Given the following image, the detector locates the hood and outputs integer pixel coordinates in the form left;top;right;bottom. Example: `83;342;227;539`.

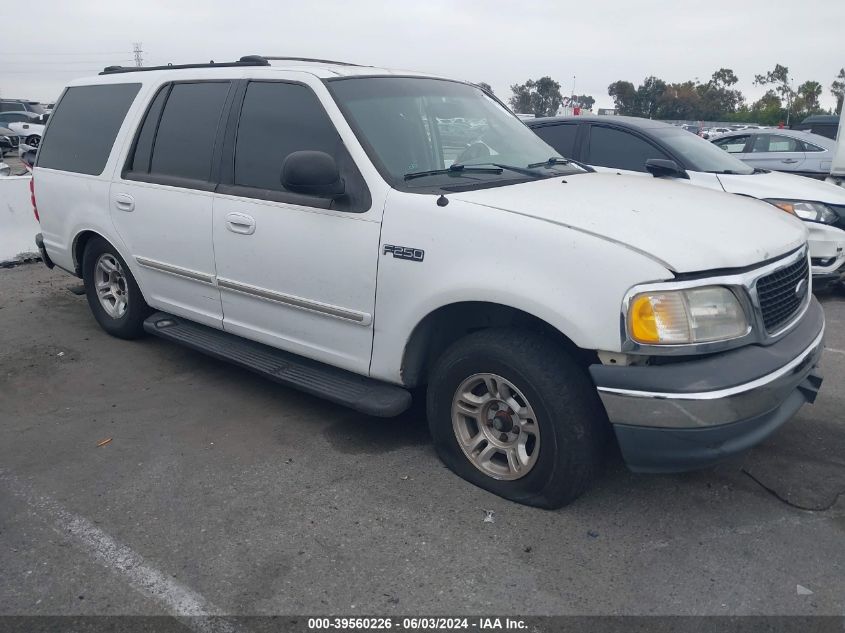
451;172;806;273
717;169;845;205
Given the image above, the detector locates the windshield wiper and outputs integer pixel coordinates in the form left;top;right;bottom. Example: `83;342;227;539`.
527;156;594;172
527;157;570;168
403;164;503;181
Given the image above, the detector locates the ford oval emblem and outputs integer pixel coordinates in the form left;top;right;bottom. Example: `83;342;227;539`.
795;279;807;298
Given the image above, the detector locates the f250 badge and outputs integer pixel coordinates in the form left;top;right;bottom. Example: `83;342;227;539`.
383;244;425;262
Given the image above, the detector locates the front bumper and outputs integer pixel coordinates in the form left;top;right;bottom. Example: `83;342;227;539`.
807;222;845;281
590;299;825;473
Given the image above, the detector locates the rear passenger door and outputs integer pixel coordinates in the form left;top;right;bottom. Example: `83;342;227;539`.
211;80;380;375
111;81;235;328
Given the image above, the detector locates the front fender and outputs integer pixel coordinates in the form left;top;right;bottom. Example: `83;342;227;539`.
369;192;672;383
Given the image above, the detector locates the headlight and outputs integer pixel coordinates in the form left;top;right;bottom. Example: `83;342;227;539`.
628;286;749;345
765;199;838;224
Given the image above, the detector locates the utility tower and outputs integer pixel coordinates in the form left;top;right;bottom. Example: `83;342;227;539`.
133;43;144;67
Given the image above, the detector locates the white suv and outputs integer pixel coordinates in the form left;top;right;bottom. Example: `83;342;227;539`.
32;56;824;508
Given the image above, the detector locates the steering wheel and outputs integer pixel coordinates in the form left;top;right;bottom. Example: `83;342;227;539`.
454;142;491;165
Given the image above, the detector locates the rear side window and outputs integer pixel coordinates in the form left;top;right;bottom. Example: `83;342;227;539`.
148;82;231;181
713;135;749;153
532;124;578;159
587;126;668;172
233;82;341;191
37;83;140;175
751;134;802;153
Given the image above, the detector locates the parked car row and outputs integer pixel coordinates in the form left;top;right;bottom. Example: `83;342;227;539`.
527;115;845;289
29;57;826;508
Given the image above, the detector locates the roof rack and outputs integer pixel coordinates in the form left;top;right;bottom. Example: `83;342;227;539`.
258;56;369;68
100;56;270;75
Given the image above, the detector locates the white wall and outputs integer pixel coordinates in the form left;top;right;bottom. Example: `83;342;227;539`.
0;175;39;263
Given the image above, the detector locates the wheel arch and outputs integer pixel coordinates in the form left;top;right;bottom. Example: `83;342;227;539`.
72;229;150;303
400;301;597;388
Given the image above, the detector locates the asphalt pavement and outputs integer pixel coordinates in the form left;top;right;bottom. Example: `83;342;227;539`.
1;263;844;618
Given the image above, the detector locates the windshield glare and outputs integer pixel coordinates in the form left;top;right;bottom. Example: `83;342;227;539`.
328;77;578;187
653;128;754;175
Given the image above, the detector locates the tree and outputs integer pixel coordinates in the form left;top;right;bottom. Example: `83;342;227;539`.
607;80;638;116
509;83;533;114
754;64;794;122
710;68;739;88
563;94;595;111
636;76;667;118
832;68;845;114
476;82;494;95
750;90;783;126
793;80;824;119
698;68;744;119
658;81;701;120
508;77;563;117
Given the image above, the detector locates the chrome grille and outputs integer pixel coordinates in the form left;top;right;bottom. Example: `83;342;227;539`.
755;255;809;333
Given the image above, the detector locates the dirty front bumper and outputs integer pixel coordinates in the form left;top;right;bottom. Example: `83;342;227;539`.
590;298;825;473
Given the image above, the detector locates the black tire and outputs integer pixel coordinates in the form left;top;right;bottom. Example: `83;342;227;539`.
82;237;150;339
427;328;606;509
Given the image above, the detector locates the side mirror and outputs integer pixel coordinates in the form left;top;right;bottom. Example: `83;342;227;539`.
281;151;345;197
645;158;689;179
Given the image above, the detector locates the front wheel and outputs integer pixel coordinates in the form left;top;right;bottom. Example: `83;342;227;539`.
82;237;150;339
427;329;606;509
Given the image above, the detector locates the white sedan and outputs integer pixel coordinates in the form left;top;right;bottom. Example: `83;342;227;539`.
0;111;46;149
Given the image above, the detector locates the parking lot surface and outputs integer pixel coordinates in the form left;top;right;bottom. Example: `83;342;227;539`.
1;264;844;617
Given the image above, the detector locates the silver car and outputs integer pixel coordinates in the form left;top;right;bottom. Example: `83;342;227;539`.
711;128;834;180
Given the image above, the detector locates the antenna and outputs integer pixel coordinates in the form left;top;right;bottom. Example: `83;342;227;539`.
133;43;144;67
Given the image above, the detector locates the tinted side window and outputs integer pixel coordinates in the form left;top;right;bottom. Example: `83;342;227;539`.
533;124;578;158
234;82;341;191
150;82;230;181
127;86;168;173
36;83;140;175
588;126;668;172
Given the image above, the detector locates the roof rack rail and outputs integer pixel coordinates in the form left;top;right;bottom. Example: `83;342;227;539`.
100;57;270;75
257;56;369;68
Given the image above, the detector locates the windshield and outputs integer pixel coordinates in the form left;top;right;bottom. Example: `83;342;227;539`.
327;77;582;189
652;127;754;175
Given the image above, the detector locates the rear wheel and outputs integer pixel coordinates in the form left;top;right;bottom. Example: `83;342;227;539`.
82;237;150;339
427;328;605;508
25;135;40;148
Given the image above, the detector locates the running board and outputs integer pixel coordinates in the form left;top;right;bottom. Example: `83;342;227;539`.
143;312;412;417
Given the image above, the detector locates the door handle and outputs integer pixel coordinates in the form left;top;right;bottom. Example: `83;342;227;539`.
781;159;799;164
114;193;135;212
225;212;256;235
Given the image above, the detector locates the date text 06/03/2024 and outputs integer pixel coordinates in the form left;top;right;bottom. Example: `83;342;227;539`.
306;617;528;630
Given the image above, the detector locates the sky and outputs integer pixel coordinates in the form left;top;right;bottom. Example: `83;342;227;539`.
1;0;843;113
